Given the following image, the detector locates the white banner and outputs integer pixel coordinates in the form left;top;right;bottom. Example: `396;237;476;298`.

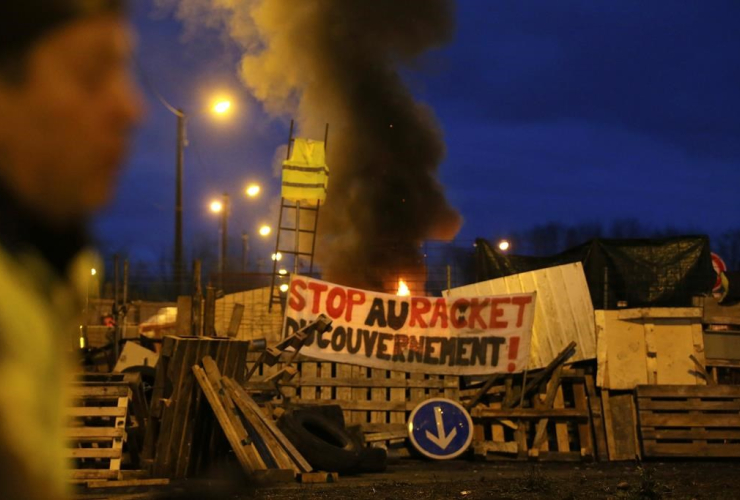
283;276;536;376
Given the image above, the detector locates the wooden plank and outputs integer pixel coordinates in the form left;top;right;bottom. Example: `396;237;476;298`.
532;366;564;450
571;378;593;458
176;296;193;336
636;385;740;398
553;385;570;452
637;399;740;411
584;375;608;461
221;379;300;473
643;442;740;457
201;356;272;469
86;479;170;489
67;428;126;439
607;393;639;461
639;413;740;427
153;337;193;476
389;370;406;437
226;303;245;338
70;470;120;480
335;363;353;420
173;336;212;478
66;448;122;459
109;396;128;471
640;429;740;440
70;386;131;399
472;408;589;419
618;308;702;320
300;362;317;401
192;365;265;474
289;377;449;389
370;368;386;427
350;365;367;425
601;389;616;461
224;378;312;473
67;407;127;418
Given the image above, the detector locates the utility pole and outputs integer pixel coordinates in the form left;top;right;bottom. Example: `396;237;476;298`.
241;232;249;272
174;109;186;296
219;192;229;291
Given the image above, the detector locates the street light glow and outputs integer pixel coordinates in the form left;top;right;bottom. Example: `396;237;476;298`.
272;252;283;261
498;239;511;252
279;284;289;293
259;225;271;237
210;200;224;214
245;183;261;198
212;99;232;115
91;268;97;276
278;269;288;276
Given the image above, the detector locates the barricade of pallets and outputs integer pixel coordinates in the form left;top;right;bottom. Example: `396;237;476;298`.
250;354;459;446
144;335;251;478
465;368;601;461
636;384;740;458
67;372;150;483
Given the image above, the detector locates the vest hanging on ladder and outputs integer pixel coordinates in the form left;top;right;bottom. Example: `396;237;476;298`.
281;138;329;202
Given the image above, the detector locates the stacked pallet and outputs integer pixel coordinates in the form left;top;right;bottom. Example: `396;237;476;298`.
468;368;603;461
192;356;332;483
143;335;250;478
636;384;740;458
67;372;161;487
249;353;459;447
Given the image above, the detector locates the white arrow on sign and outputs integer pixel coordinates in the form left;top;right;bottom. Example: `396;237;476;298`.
425;406;458;450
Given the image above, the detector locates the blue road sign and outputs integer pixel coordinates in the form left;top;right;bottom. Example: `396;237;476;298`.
408;398;473;460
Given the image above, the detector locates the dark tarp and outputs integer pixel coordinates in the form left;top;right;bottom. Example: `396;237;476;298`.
475;236;715;309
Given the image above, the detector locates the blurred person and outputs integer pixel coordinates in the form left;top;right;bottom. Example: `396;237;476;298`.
0;1;142;498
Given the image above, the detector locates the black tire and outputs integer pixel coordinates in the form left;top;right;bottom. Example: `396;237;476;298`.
277;409;363;473
356;446;387;473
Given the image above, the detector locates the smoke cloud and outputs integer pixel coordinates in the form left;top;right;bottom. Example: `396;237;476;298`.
158;0;462;292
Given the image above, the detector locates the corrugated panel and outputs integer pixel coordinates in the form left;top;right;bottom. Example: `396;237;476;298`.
447;262;596;369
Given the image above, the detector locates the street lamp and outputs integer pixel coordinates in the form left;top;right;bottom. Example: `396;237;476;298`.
259;225;272;237
245;183;261;198
498;239;511;252
166;95;235;295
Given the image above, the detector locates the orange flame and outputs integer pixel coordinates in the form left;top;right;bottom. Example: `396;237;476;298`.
396;278;411;297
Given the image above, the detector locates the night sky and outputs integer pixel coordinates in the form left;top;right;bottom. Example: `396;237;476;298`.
95;1;740;265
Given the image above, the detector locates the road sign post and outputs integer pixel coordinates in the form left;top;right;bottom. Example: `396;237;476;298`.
408;398;473;460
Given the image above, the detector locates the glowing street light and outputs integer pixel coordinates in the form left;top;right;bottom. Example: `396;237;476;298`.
498;239;511;252
278;269;288;276
279;284;290;293
272;252;283;261
212;99;232;115
210;200;224;214
91;268;97;276
245;183;261;198
259;225;272;237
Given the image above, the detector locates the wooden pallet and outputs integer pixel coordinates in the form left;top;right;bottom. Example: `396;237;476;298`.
144;336;251;478
67;384;131;476
636;384;740;458
468;369;599;461
249;353;459;446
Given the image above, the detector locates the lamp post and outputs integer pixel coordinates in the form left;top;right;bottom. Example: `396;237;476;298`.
174;109;186;295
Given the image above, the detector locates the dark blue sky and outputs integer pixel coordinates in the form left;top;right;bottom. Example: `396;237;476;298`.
95;1;740;264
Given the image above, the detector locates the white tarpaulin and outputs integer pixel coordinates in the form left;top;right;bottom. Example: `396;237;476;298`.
283;275;536;376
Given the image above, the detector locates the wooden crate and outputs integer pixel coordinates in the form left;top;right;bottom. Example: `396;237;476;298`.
636;385;740;458
250;354;459;445
144;336;251;478
468;369;599;461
